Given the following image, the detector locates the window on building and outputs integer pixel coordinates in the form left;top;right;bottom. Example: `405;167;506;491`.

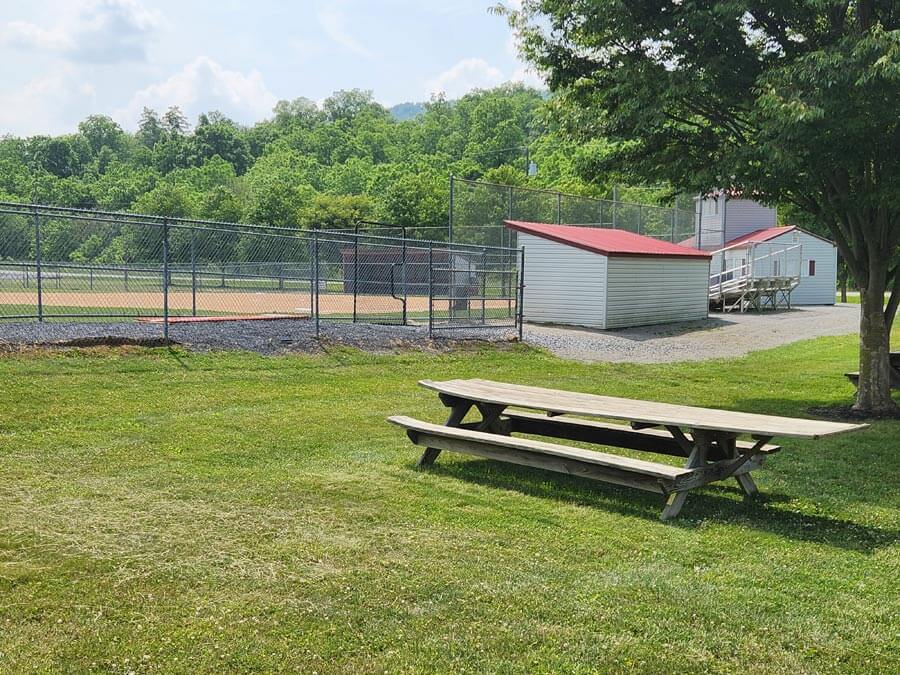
808;260;816;277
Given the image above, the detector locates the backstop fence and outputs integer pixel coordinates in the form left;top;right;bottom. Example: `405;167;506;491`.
449;177;698;249
0;203;522;340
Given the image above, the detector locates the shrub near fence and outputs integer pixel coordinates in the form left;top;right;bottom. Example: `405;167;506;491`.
0;203;523;340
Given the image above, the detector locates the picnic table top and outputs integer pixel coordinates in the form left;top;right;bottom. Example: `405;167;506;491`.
420;379;867;439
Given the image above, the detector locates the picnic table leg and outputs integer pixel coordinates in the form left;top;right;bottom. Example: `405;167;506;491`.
417;398;472;468
660;430;711;520
723;435;767;498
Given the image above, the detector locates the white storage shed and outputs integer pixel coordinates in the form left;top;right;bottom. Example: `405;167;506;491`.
506;220;712;329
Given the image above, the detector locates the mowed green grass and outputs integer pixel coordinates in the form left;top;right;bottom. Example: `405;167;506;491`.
836;291;890;305
0;334;898;673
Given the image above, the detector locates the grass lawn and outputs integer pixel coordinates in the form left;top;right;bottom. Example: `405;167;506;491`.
836;291;891;305
0;334;898;672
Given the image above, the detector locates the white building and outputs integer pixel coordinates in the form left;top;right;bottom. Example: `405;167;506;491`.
692;193;778;250
691;194;837;306
505;220;711;329
712;226;837;306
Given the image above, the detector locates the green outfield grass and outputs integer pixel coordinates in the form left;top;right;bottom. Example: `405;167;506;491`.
0;332;897;672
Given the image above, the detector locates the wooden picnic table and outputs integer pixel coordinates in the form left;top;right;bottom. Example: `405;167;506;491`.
389;378;866;520
846;352;900;390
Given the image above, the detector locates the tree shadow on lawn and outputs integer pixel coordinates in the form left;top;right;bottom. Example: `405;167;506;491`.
426;459;897;554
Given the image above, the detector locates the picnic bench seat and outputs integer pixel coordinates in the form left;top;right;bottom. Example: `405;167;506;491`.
497;410;781;462
389;379;866;520
845;353;900;390
389;416;748;496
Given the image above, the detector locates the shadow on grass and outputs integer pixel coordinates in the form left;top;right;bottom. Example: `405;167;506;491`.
426;459;897;554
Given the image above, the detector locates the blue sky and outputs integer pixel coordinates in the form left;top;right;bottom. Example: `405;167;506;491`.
0;0;538;136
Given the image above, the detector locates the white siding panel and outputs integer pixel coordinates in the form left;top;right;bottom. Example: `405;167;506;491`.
519;233;608;328
605;257;710;328
696;196;725;250
774;231;837;305
723;199;778;242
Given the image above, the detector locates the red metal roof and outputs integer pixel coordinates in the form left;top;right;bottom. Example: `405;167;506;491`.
504;220;711;259
724;225;796;248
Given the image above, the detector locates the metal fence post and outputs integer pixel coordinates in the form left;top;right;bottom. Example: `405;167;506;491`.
33;206;43;322
506;186;513;293
309;234;315;325
190;228;197;316
401;226;408;326
670;209;677;243
481;251;486;324
427;244;433;338
314;231;320;337
612;186;619;229
556;192;562;224
448;175;454;243
352;234;358;323
517;246;525;342
162;220;169;342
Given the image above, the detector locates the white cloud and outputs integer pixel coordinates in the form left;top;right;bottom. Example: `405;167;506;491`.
0;65;97;136
0;0;160;63
0;20;71;52
510;63;545;89
426;57;505;98
115;56;278;129
317;6;375;58
504;24;544;88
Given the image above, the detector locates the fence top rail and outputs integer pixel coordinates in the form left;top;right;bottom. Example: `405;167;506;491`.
452;176;694;219
0;201;518;254
0;201;304;234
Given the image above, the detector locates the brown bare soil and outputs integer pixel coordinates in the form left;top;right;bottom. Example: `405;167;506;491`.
1;290;511;317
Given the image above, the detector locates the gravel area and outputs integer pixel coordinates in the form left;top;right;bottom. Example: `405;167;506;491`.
524;304;861;363
0;305;859;363
0;318;518;355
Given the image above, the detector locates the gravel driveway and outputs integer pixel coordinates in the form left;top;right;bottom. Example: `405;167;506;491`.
0;305;859;363
524;304;860;363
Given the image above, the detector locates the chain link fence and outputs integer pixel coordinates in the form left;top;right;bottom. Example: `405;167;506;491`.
0;203;522;340
449;177;698;249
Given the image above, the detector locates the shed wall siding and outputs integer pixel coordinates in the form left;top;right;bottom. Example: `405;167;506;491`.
518;232;608;328
723;200;778;242
774;231;837;305
605;257;710;328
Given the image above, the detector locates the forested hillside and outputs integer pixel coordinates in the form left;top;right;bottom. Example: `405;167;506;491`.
0;85;659;236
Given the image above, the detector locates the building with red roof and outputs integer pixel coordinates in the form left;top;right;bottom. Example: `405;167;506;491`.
504;220;711;329
692;193;837;306
712;225;837;306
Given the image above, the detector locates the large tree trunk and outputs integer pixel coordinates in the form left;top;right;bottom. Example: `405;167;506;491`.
854;260;896;414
